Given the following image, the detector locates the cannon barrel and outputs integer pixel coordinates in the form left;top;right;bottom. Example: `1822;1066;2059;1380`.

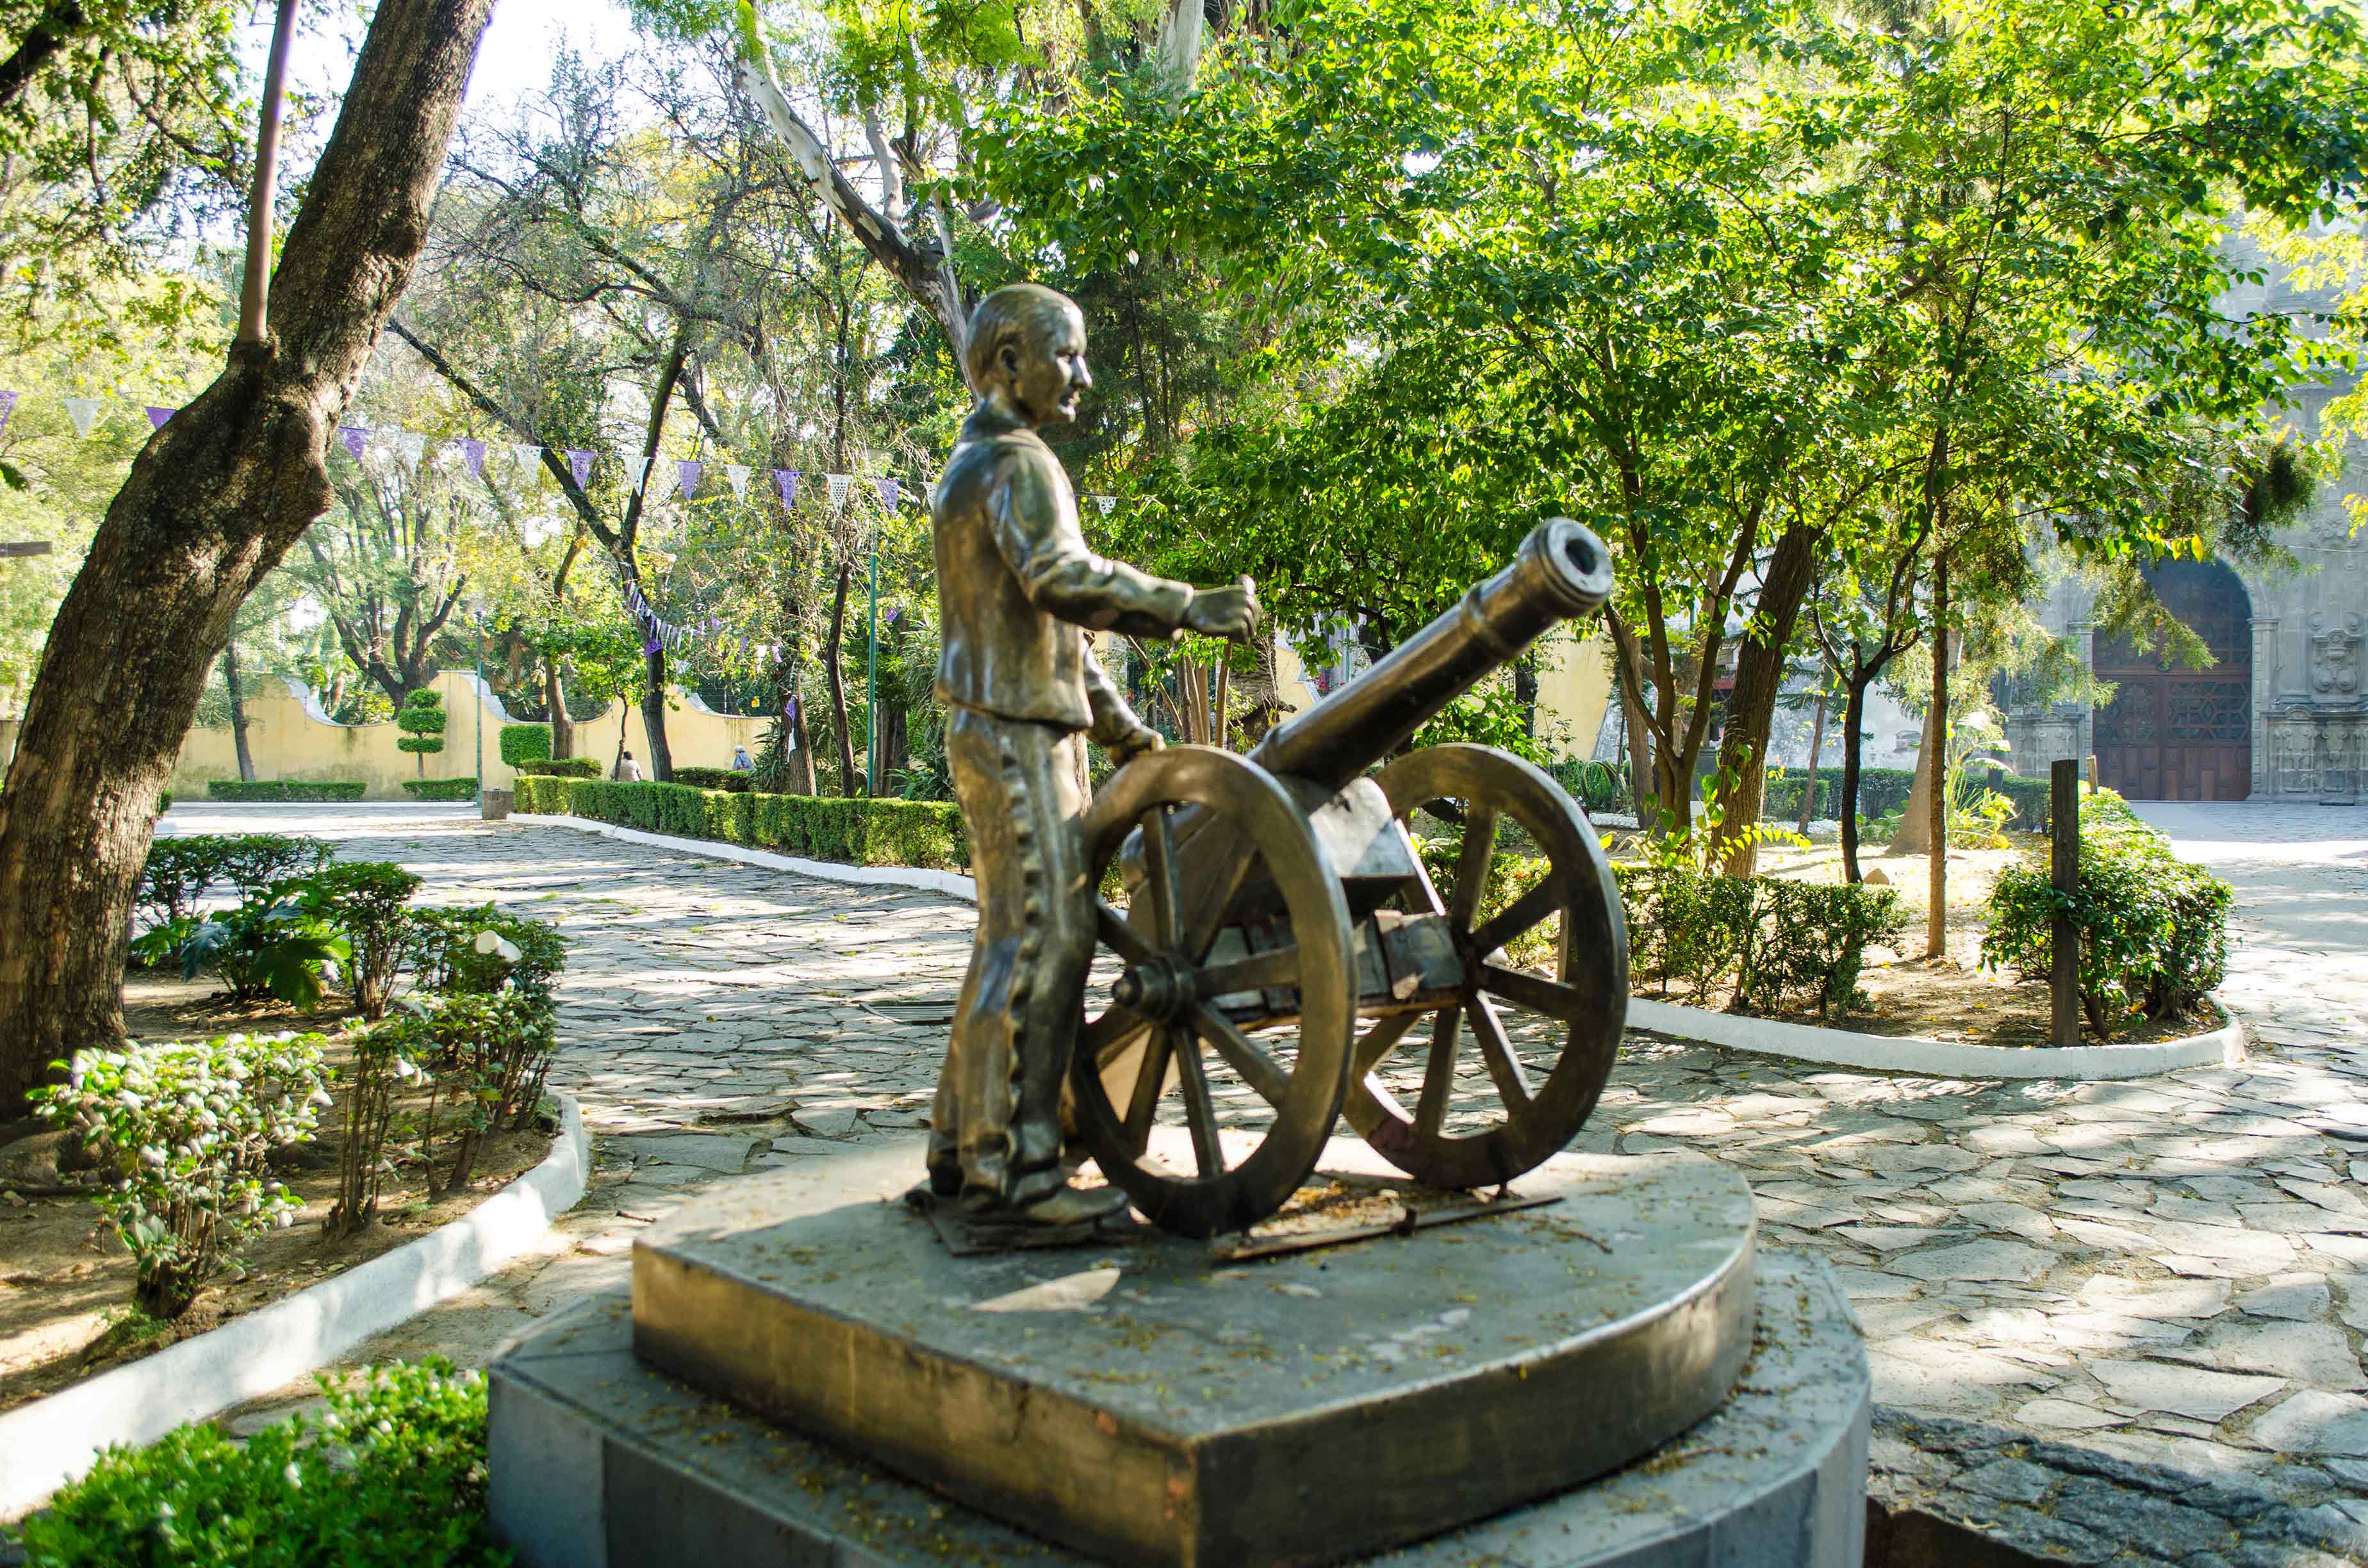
1249;518;1615;793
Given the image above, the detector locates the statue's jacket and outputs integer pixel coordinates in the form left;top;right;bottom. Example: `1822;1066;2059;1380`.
932;422;1191;734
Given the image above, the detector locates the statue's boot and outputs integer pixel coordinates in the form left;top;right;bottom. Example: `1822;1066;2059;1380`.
1012;1180;1131;1227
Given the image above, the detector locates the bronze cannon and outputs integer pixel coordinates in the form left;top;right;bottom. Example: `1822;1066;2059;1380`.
1072;519;1629;1236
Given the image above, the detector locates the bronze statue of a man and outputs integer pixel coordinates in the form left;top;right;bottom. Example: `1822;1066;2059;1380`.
927;283;1258;1227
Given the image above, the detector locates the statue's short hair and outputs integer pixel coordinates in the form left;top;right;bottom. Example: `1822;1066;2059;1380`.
964;284;1078;392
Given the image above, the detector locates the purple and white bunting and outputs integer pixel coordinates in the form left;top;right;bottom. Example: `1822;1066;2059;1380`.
725;464;750;500
774;468;798;509
0;389;17;439
566;450;594;490
876;476;899;510
457;437;487;479
63;396;99;439
339;426;370;461
826;472;851;509
1095;494;1117;516
145;405;176;432
625;455;650;494
677;459;703;502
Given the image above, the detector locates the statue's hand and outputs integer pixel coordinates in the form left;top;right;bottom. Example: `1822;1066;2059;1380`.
1106;723;1164;769
1184;577;1262;643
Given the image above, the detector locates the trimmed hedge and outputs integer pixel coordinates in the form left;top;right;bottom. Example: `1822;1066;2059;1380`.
1615;862;1903;1018
205;780;366;802
516;775;967;870
672;765;753;792
400;778;478;801
1757;764;2051;831
513;756;602;779
498;723;552;767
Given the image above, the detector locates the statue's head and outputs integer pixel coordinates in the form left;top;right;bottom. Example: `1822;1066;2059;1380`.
966;284;1090;428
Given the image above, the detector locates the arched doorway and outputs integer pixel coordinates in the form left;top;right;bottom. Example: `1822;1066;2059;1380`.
2092;558;2252;801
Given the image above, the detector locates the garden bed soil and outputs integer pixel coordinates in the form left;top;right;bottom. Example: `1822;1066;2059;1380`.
1611;835;2219;1050
0;975;554;1416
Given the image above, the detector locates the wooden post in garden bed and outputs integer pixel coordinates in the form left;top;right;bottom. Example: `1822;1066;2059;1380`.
2051;758;2080;1048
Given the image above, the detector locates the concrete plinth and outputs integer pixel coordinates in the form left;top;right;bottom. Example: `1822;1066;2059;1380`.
489;1254;1866;1567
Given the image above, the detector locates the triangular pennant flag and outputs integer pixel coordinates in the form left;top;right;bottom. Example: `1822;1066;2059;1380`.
876;476;899;510
339;426;370;462
145;405;175;432
773;469;798;509
566;450;593;489
457;437;487;479
826;473;851;509
63;396;100;438
397;430;426;466
676;459;703;502
1095;494;1117;516
0;389;18;439
626;455;650;493
510;442;539;473
726;464;750;500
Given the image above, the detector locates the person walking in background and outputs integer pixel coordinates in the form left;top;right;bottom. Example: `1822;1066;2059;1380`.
732;744;753;772
615;749;643;782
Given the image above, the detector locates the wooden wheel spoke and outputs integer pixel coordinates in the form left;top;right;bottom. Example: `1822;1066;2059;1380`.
1447;807;1497;929
1467;880;1561;961
1179;825;1252;963
1122;1026;1174;1147
1142;806;1184;950
1094;899;1156;967
1087;1004;1151;1070
1190;1002;1290;1109
1198;943;1297;997
1353;1010;1422;1076
1415;1006;1462;1138
1170;1028;1226;1178
1479;962;1592;1025
1467;996;1534;1110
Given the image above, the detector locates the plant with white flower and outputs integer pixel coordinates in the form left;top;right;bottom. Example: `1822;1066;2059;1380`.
33;1032;331;1319
327;1015;427;1239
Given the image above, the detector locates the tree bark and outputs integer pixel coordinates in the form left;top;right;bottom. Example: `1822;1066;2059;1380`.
221;639;256;782
1713;523;1818;876
825;561;857;796
1840;676;1871;884
1891;701;1939;856
0;0;87;116
640;643;673;782
544;662;573;759
0;0;494;1120
1927;550;1950;960
1797;688;1827;835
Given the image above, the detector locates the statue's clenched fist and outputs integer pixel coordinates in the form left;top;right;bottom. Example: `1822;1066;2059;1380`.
1183;576;1262;643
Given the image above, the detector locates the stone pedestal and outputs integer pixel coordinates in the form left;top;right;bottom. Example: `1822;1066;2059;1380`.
488;1139;1870;1567
481;787;513;821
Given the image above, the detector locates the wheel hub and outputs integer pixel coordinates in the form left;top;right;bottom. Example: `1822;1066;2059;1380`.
1112;955;1195;1022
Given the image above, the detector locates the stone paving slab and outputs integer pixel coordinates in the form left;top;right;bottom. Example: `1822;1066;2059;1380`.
174;803;2368;1544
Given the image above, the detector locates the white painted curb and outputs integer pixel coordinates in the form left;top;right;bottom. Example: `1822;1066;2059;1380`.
0;1090;590;1521
509;813;978;903
1625;997;2244;1081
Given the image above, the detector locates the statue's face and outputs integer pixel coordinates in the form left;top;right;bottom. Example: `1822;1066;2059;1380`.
999;304;1092;426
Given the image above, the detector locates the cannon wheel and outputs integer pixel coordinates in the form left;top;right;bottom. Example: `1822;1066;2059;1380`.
1344;743;1628;1189
1069;746;1358;1238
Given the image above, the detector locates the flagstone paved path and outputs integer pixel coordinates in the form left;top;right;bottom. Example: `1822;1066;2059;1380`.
171;801;2368;1562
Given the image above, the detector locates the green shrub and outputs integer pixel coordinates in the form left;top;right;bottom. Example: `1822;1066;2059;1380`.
19;1358;509;1567
400;777;478;801
671;765;753;792
395;689;447;769
415;991;555;1195
328;1018;425;1236
177;888;351;1011
511;756;601;779
1982;788;2232;1040
142;836;323;926
498;723;551;767
1547;759;1632;815
302;862;422;1019
32;1033;331;1319
407;905;569;1006
509;774;569;814
203;780;367;802
1613;863;1902;1019
528;778;969;870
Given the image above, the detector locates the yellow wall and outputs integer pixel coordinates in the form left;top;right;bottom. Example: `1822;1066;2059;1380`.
169;671;769;801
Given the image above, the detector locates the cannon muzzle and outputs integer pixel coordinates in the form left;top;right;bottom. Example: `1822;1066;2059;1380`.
1250;519;1614;793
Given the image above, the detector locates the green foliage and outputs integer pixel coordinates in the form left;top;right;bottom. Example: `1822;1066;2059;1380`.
136;835;339;931
1615;865;1905;1020
1755;765;2053;833
511;756;602;779
498;724;552;767
415;992;556;1195
177;892;352;1013
203;780;367;802
396;690;448;762
406;907;570;1008
400;778;479;801
300;863;423;1021
523;776;969;871
18;1357;510;1567
31;1034;331;1320
671;765;753;792
1642;768;1806;872
1982;790;2232;1040
1548;760;1632;816
328;1018;426;1237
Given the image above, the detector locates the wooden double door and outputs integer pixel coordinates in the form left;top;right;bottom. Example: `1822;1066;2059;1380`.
2093;559;2252;801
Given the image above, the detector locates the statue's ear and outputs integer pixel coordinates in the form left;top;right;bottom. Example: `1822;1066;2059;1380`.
998;340;1024;381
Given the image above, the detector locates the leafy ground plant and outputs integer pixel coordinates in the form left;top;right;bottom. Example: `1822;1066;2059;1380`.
178;887;350;1011
302;862;423;1019
32;1034;331;1318
17;1359;511;1567
327;1015;429;1237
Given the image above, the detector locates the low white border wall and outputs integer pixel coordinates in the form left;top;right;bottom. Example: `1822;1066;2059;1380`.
506;815;2243;1084
1625;997;2243;1080
509;813;978;903
0;1090;591;1521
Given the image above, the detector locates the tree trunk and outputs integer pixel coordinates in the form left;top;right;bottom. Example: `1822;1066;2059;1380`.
1840;676;1870;884
640;641;673;781
1714;523;1817;876
1891;702;1939;856
0;0;494;1122
1797;689;1827;835
1927;551;1950;960
825;561;857;796
221;640;256;782
544;662;573;760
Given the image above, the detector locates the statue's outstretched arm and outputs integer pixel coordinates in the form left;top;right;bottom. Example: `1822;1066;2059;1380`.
989;457;1194;639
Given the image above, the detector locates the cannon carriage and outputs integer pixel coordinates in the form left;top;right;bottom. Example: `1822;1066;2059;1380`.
1070;519;1631;1236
